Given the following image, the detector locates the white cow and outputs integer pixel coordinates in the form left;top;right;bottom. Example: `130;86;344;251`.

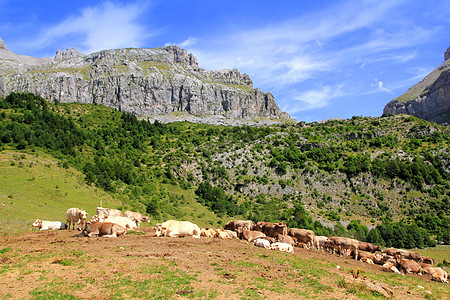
271;242;294;253
32;219;66;230
313;235;329;251
155;220;200;238
254;238;271;249
65;208;88;230
124;210;150;228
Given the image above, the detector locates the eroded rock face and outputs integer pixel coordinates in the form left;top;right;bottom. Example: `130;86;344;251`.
0;41;289;123
383;47;450;125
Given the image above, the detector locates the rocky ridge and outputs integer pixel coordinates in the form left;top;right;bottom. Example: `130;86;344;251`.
383;47;450;125
0;37;290;125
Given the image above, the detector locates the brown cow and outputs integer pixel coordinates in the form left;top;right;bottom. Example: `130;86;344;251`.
255;222;288;238
421;263;448;283
288;228;315;249
224;220;254;232
358;241;382;253
275;234;295;246
124;210;150;228
240;230;266;242
419;255;435;265
328;236;359;260
396;257;423;274
84;222;127;238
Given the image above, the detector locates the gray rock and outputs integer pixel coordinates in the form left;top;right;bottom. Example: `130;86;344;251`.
383;47;450;125
445;46;450;62
0;36;7;50
0;45;291;124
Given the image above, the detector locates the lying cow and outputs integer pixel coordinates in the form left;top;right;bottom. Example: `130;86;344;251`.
396;257;423;274
255;222;288;238
382;262;403;275
124;210;150;228
155;220;200;238
88;215;136;230
275;234;295;246
421;263;448;283
65;208;88;230
96;207;123;217
254;238;271;249
239;230;266;242
224;220;254;232
83;222;126;238
271;242;294;253
32;219;66;230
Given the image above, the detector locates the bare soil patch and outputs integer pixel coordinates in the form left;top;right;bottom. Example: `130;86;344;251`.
0;228;447;299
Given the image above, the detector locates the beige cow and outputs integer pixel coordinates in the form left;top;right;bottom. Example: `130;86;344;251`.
124;211;150;228
65;208;87;230
155;220;200;238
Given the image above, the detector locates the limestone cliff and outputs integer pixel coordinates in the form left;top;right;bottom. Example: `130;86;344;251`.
0;37;290;124
383;47;450;125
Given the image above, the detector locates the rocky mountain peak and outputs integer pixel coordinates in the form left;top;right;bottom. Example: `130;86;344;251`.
54;47;84;61
0;36;7;50
445;46;450;61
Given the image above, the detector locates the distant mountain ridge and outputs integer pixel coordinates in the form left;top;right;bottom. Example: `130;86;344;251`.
383;47;450;125
0;37;290;125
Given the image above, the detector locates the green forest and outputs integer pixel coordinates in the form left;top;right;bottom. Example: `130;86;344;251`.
0;93;449;249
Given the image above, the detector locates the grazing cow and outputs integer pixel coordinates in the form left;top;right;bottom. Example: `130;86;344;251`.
358;241;382;253
65;208;88;230
155;220;200;238
255;222;288;238
239;230;266;242
224;220;254;232
421;264;448;283
382;262;402;275
124;211;150;228
32;219;66;230
254;238;271;249
271;242;294;253
84;222;126;238
328;236;359;260
313;236;329;251
396;257;423;274
96;207;122;217
288;228;315;249
275;234;295;246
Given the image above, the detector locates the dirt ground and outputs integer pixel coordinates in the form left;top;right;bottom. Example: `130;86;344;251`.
0;228;448;299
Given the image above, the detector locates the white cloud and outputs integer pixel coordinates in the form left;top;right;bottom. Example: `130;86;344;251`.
377;81;392;93
289;85;345;112
32;1;152;54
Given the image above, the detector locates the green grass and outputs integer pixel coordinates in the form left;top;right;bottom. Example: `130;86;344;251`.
413;245;450;265
0;150;121;231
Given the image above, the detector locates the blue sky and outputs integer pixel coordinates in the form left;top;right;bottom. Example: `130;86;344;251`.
1;0;449;122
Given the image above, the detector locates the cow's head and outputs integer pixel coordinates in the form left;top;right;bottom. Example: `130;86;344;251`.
32;219;42;228
155;223;165;237
77;218;87;231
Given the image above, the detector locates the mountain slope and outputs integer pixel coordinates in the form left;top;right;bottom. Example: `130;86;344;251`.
0;37;290;125
383;47;450;124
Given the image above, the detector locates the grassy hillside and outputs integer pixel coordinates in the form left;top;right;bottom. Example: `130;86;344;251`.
0;93;448;248
0;150;222;231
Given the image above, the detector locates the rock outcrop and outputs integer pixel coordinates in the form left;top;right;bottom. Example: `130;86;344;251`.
0;37;290;124
383;47;450;125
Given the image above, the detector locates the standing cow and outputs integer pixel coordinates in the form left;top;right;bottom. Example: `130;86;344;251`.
224;220;254;232
288;228;315;249
255;222;288;238
65;208;88;230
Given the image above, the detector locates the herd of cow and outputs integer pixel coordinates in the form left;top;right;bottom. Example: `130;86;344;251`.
31;212;448;284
